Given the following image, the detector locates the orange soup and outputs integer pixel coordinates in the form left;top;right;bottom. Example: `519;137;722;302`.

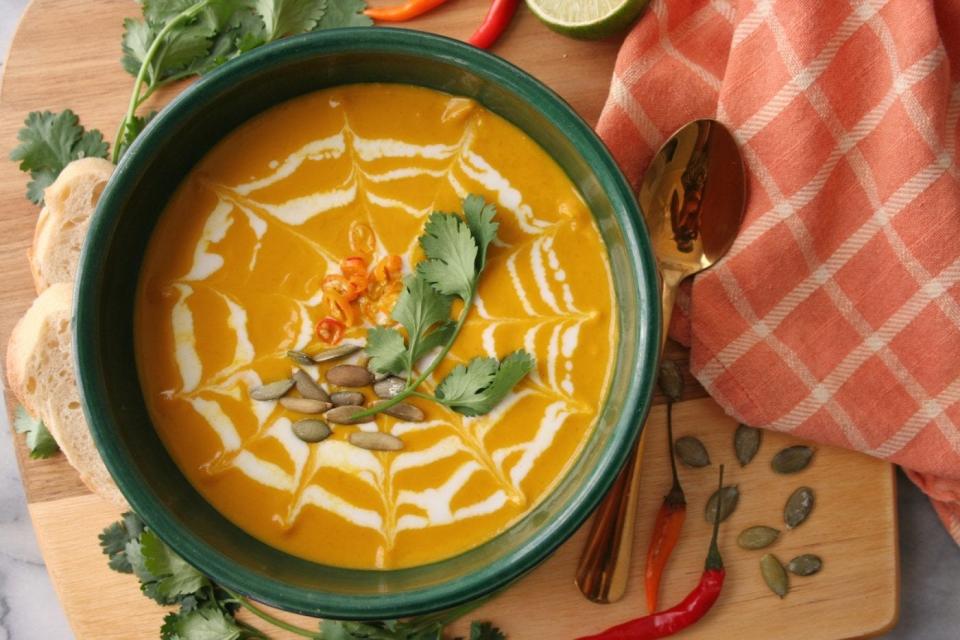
135;84;616;569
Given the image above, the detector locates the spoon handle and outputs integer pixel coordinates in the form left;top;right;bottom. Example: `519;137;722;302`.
575;275;677;603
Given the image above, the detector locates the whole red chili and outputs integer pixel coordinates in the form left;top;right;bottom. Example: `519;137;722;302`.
468;0;520;49
364;0;449;22
644;400;686;613
577;466;727;640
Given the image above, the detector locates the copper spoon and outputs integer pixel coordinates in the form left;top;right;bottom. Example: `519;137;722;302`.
575;119;745;603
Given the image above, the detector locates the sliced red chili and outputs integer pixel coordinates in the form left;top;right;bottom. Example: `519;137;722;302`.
316;317;345;344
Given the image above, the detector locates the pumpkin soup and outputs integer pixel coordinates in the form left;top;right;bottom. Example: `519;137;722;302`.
135;84;616;569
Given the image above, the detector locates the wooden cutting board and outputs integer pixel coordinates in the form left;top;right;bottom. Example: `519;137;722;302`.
0;1;899;638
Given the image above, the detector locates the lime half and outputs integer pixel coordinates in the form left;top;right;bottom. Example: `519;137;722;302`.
525;0;649;40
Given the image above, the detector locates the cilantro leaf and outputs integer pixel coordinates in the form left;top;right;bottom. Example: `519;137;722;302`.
462;195;498;271
436;351;536;417
418;212;479;301
255;0;327;41
13;405;59;459
99;512;145;573
392;274;454;368
317;0;371;27
9;110;109;204
320;619;444;640
122;15;215;86
366;327;408;377
141;529;210;601
160;605;242;640
470;621;506;640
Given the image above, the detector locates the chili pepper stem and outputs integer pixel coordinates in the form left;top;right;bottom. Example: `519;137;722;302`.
664;401;685;506
706;465;725;571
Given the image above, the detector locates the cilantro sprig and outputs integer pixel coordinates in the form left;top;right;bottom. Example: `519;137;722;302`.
100;513;507;639
358;195;535;421
13;405;59;459
113;0;371;162
9;111;109;204
10;1;372;201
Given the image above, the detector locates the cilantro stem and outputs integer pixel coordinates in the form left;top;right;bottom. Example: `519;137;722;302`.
223;587;320;638
352;289;476;421
111;0;211;162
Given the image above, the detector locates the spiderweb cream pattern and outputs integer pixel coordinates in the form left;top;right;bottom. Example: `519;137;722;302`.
161;96;610;566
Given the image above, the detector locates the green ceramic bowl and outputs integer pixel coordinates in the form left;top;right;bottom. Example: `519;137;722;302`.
75;28;660;620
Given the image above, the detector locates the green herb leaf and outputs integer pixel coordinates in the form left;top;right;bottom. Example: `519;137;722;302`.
418;212;479;301
462;194;498;271
141;529;210;602
470;621;507;640
121;14;215;86
392;274;454;369
99;512;145;573
160;604;242;640
320;619;445;640
366;327;408;377
255;0;327;41
316;0;371;27
13;405;59;459
436;351;535;417
9;111;109;204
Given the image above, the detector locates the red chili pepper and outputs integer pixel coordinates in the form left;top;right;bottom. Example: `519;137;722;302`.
468;0;519;49
365;0;449;21
316;317;345;344
644;401;686;613
577;466;727;640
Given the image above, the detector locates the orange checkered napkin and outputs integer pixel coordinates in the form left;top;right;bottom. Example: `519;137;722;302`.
597;0;960;543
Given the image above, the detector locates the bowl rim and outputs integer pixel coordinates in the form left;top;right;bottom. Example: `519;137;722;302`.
75;27;661;619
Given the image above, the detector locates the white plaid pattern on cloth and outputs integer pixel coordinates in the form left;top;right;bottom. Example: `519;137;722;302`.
597;0;960;543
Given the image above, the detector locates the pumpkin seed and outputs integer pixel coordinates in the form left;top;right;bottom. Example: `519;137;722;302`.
331;391;365;406
657;360;684;403
287;350;316;366
734;423;761;467
279;398;332;414
313;342;364;363
374;376;407;399
787;554;823;577
760;554;789;599
326;364;375;387
771;445;815;474
325;405;373;425
784;487;815;529
675;436;710;468
292;419;331;443
292;369;330;402
250;379;294;401
704;485;739;523
737;526;780;550
349;431;404;451
379;402;425;422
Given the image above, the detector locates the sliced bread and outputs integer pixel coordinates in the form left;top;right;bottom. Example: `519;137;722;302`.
6;283;126;507
29;157;114;293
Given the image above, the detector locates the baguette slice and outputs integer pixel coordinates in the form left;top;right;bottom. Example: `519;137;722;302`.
30;157;114;293
6;283;126;507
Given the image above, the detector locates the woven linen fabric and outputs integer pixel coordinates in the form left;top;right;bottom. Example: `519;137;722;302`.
597;0;960;543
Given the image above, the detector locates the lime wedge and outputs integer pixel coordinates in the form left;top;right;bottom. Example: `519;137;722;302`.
525;0;648;40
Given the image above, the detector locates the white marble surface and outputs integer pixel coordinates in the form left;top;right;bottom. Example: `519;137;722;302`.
0;2;958;638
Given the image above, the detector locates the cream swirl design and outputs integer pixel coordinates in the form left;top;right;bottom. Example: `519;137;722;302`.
137;85;615;568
